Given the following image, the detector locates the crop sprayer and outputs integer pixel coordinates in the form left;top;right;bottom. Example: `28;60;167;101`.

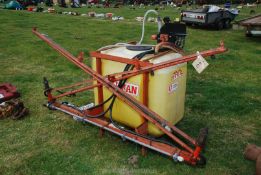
33;10;227;166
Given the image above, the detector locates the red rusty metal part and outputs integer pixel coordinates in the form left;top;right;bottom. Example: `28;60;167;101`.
0;83;20;103
51;102;197;164
96;57;104;104
53;83;101;99
105;41;227;82
90;52;153;68
52;79;94;92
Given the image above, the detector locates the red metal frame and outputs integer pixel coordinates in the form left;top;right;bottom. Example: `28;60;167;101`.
33;28;227;166
96;57;104;104
91;52;153;67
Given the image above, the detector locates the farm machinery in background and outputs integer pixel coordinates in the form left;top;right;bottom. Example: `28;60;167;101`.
33;10;227;166
181;5;238;30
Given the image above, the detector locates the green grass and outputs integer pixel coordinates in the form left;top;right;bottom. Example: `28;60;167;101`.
0;5;261;175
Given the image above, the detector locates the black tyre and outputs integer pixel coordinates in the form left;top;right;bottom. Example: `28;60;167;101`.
196;155;207;167
246;31;253;37
216;20;224;30
196;128;208;147
185;22;192;26
223;19;231;29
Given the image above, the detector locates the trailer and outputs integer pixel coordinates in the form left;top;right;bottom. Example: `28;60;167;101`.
181;5;238;30
240;14;261;37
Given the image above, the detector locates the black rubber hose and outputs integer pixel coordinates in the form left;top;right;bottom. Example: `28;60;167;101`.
62;50;153;118
108;95;175;147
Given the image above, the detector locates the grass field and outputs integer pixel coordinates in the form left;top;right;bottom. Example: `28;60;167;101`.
0;4;261;175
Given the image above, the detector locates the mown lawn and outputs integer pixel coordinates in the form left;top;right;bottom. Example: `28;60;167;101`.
0;5;260;175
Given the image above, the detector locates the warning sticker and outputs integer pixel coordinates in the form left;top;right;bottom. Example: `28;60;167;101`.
168;83;178;93
114;81;139;96
172;69;183;81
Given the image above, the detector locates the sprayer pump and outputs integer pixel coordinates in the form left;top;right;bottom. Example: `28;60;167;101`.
156;17;187;49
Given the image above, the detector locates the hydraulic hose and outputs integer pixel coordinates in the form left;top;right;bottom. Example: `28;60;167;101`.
137;10;162;45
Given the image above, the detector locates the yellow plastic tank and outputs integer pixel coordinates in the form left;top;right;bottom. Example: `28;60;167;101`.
93;46;187;137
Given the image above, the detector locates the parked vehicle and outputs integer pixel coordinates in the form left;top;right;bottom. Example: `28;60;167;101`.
240;15;261;37
181;5;238;30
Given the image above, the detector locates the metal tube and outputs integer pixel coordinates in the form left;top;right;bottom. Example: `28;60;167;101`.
53;84;101;99
50;104;173;157
52;79;94;92
105;42;227;81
